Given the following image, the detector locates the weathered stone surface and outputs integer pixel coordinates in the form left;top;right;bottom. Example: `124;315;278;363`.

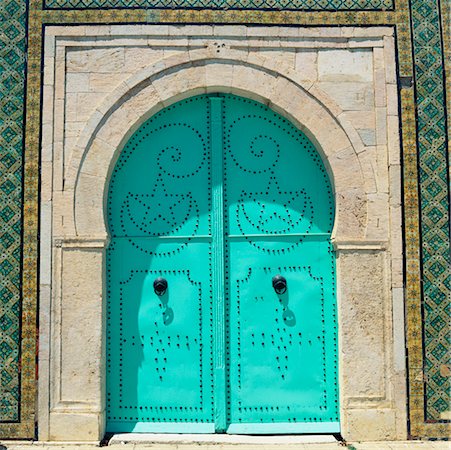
41;25;404;443
67;47;125;73
317;81;374;111
59;248;103;404
317;48;373;82
295;49;317;80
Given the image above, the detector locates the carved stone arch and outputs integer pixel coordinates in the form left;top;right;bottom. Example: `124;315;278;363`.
69;57;369;243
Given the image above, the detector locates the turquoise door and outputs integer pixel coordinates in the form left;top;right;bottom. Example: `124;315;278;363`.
106;94;339;434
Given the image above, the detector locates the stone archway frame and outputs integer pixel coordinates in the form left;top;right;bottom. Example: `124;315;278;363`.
46;49;404;442
65;48;370;243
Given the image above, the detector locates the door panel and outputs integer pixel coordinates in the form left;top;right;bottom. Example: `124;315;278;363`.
107;240;214;431
227;240;338;431
106;94;338;434
107;96;214;432
223;95;338;432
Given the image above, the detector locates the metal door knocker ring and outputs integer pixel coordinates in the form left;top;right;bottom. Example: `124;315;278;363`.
153;277;168;296
272;275;287;294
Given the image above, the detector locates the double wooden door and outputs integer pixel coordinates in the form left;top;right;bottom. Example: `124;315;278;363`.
106;94;339;434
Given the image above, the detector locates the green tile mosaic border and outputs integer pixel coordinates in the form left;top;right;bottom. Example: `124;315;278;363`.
0;0;449;439
410;0;450;423
43;0;394;12
0;0;27;424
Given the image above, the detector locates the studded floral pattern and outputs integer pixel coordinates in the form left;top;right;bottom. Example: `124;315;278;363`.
0;0;449;440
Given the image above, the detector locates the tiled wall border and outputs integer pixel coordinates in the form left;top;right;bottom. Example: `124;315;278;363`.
0;0;449;439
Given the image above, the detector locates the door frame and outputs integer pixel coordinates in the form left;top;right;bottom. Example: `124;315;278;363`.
39;25;406;442
105;93;339;434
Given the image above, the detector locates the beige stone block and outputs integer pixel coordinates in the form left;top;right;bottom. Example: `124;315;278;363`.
340;26;392;38
44;33;56;56
343;408;397;441
64;120;84;137
41;122;54;162
80;139;115;180
40;202;52;286
154;66;207;106
387;115;401;166
259;49;296;72
374;68;387;108
375;107;387;145
373;46;385;69
232;64;275;102
357;129;376;146
349;38;383;48
59;247;104;404
311;114;352;156
49;412;103;441
83;25;111;36
75;92;107;122
42;84;55;126
161;50;191;71
295;49;317;81
64;92;78;123
317;81;374;111
53;191;76;237
95;104;138;149
335;189;367;239
110;24;144;36
376;144;389;193
124;47;165;73
390;203;403;256
64;136;79;169
336;115;366;154
384;36;397;85
206;62;234;90
50;25;88;36
247;50;272;69
55;50;66;100
318;48;373;82
124;85;163;125
367;192;390;239
44;56;55;86
308;84;342;118
142;24;170;36
247;26;280;37
173;24;214;36
275;27;299;38
66;72;90;93
357;146;377;193
163;48;185;60
391;257;403;288
214;25;247;36
41;161;53;202
341;110;375;130
339;251;387;400
89;72;130;93
389;164;402;206
75;174;107;236
386;83;398;116
329;146;364;192
67;47;125;73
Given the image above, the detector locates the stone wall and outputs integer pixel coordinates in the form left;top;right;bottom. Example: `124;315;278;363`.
37;25;406;441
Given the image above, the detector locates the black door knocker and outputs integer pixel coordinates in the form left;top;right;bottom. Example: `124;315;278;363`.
272;274;287;294
153;277;168;296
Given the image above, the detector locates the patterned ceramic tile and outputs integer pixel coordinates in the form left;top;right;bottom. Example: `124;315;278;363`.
409;0;450;427
0;0;27;424
43;0;394;11
0;0;449;440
